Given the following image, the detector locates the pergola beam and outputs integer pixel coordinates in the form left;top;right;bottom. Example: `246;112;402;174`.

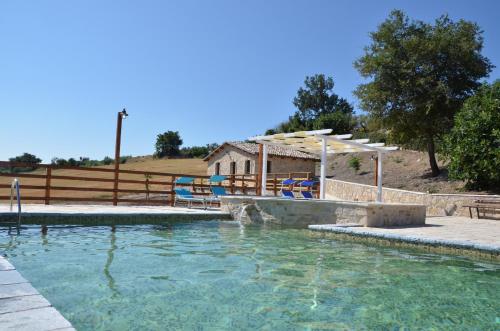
249;129;398;202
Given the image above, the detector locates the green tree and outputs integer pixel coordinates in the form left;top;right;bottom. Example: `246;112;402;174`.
7;153;42;172
155;131;183;157
442;81;500;190
354;10;493;176
268;74;354;134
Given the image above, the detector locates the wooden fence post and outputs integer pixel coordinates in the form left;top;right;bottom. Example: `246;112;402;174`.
44;166;52;205
273;174;278;196
241;175;246;195
230;175;235;194
170;175;176;206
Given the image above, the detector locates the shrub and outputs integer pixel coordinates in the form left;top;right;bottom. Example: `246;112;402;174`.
442;81;500;190
348;156;361;173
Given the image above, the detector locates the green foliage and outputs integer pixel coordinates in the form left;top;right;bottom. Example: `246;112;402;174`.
268;74;354;134
2;153;42;173
354;10;493;176
180;143;219;158
155;131;183;158
352;114;389;143
312;111;356;133
49;155;128;167
348;156;361;173
442;81;500;190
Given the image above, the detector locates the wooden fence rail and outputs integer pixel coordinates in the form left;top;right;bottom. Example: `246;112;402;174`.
0;161;316;205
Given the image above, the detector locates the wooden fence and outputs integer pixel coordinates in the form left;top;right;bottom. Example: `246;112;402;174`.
0;161;316;205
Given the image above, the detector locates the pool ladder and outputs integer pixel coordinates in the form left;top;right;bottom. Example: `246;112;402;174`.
4;179;22;234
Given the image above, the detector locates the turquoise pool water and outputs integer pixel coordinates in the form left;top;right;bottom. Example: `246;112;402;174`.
1;221;499;330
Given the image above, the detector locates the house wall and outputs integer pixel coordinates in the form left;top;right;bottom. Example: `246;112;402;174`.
206;145;317;175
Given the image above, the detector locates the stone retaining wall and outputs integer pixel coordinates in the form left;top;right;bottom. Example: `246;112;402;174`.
220;196;425;228
325;179;500;217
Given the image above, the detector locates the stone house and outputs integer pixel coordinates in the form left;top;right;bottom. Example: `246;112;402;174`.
203;141;318;176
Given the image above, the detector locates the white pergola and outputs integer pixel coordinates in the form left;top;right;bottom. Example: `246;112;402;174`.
248;129;398;203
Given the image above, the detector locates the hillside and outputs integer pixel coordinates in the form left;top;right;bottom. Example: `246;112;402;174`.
324;150;494;194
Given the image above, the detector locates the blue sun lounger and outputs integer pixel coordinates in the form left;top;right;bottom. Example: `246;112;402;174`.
207;175;227;206
173;177;207;209
281;179;297;199
299;180;316;199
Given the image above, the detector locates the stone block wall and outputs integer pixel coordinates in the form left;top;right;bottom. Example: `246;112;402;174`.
220;196;426;228
325;179;499;217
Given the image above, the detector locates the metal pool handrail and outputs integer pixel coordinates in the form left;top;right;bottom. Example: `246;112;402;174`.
10;178;22;231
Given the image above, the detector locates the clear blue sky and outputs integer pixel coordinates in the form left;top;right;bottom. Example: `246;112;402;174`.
1;0;499;162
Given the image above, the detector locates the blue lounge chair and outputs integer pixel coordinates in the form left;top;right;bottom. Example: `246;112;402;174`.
207;175;227;206
299;180;316;199
281;189;296;199
280;179;297;199
174;188;207;209
300;191;314;199
173;177;206;209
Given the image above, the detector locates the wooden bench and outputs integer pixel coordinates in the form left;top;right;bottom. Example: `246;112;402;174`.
463;199;500;219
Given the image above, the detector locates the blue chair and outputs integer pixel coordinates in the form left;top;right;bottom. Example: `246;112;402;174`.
300;191;314;199
173;188;207;209
299;180;317;199
281;190;296;199
175;177;195;185
280;179;297;199
207;175;227;206
173;177;206;209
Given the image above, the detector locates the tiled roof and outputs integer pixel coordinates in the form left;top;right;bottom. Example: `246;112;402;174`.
203;141;319;161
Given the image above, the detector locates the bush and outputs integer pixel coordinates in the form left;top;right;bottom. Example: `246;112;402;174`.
3;153;42;173
348;156;361;173
442;81;500;190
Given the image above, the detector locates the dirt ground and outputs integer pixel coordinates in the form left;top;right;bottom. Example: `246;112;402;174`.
325;149;496;194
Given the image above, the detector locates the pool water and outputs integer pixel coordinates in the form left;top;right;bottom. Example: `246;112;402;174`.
1;221;499;330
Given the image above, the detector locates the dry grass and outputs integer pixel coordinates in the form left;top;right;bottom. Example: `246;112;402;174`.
0;157;208;202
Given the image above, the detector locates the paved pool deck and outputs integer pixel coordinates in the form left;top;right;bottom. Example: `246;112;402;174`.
0;204;232;225
310;216;500;259
0;256;74;331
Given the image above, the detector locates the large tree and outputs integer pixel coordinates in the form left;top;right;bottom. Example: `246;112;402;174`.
354;10;493;176
155;131;183;158
268;74;355;134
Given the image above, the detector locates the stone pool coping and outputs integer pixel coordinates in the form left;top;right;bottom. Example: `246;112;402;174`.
0;204;232;225
309;216;500;260
0;256;75;330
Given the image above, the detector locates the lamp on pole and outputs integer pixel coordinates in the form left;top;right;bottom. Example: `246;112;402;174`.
113;109;128;206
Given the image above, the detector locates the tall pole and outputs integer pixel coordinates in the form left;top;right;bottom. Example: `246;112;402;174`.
320;138;327;200
113;110;124;206
261;144;268;196
376;151;383;203
257;143;264;195
373;155;378;187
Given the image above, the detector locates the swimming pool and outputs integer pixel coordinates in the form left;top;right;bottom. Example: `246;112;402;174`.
1;221;499;330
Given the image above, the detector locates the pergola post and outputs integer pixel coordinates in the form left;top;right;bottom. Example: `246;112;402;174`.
376;151;383;202
261;144;268;196
320;138;327;200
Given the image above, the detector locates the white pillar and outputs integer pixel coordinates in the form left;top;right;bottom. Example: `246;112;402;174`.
320;138;327;200
376;151;383;203
261;144;268;196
